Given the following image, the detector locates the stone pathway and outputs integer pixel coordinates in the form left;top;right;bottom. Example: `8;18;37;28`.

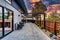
1;23;51;40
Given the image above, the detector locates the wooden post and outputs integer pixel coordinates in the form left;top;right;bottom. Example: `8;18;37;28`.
44;13;46;30
54;21;57;36
40;14;41;26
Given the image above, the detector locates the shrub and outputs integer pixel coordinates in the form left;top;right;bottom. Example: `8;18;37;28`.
40;25;44;29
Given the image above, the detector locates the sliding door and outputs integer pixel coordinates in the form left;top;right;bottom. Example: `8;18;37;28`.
0;6;13;38
4;8;13;35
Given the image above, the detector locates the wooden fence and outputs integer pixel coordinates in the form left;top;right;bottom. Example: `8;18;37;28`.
38;20;60;35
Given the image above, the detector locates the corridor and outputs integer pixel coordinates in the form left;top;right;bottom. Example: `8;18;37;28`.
1;23;51;40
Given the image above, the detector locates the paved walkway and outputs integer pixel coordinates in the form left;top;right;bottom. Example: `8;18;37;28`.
1;23;51;40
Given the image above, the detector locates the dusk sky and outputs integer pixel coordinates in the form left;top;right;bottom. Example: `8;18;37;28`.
41;0;60;6
24;0;60;10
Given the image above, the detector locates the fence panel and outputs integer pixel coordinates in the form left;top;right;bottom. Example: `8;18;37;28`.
38;20;60;35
